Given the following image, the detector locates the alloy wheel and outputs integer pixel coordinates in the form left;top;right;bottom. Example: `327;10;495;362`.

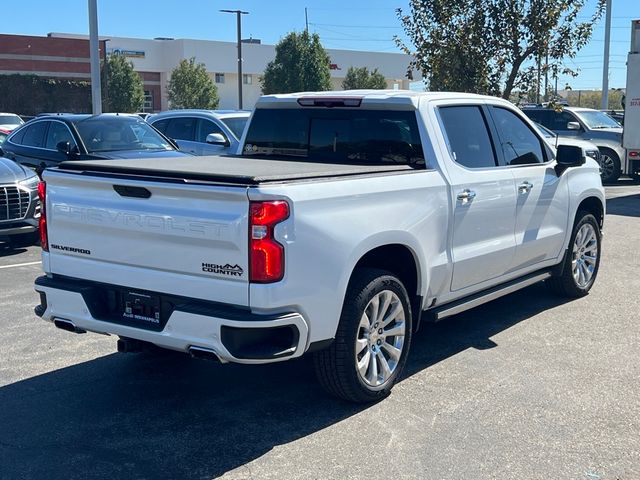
572;223;598;288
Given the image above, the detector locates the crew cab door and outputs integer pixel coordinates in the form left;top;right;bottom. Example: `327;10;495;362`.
436;104;517;291
487;106;569;269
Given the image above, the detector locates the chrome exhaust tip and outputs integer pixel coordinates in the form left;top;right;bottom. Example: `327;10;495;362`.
53;318;86;334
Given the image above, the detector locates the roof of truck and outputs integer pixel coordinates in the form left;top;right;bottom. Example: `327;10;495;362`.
257;90;506;109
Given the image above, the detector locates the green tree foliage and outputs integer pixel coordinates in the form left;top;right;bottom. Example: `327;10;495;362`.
167;58;219;109
261;31;332;94
566;89;625;110
342;67;388;90
396;0;605;98
103;54;144;112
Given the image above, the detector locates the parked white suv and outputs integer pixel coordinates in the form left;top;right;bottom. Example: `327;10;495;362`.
34;91;604;402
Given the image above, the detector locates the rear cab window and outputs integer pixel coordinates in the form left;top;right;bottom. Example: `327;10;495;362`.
242;108;426;168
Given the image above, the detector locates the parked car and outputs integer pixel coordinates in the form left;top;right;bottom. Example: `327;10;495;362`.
148;110;250;155
601;110;624;126
522;106;625;183
533;122;603;178
0;113;25;146
1;113;190;171
35;90;604;403
0;155;40;246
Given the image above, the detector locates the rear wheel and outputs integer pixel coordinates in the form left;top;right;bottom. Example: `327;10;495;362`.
548;211;601;298
598;148;621;184
314;268;412;403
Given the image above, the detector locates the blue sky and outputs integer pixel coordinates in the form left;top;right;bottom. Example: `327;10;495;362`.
3;0;636;90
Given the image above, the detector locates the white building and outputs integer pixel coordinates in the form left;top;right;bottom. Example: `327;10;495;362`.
50;33;420;112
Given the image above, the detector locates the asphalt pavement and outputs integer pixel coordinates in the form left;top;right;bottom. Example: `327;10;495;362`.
0;183;639;480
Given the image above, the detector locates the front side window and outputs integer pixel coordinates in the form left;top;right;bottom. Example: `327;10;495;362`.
550;111;579;131
438;106;497;169
243;108;425;167
45;122;77;150
21;122;48;148
490;107;545;165
196;119;224;142
165;117;196;141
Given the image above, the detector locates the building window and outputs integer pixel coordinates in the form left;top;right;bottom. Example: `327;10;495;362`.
243;74;252;85
143;90;153;113
215;73;225;84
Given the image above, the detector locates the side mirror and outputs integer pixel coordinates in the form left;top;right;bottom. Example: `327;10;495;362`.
555;145;585;175
56;141;72;155
206;133;230;147
567;121;581;130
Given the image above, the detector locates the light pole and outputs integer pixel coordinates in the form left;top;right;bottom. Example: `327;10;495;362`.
88;0;102;114
601;0;613;110
220;9;249;110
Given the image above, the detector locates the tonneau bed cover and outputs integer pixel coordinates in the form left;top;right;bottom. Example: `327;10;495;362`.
57;155;416;185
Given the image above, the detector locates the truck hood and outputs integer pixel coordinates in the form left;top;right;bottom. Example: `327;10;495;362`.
91;149;192;159
0;157;34;183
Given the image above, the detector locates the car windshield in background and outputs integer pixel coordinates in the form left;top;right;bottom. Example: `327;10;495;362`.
221;117;249;140
75;118;174;153
576;111;621;129
243;108;425;167
0;115;23;126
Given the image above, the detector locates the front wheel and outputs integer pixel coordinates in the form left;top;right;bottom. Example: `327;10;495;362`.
314;268;412;403
598;148;621;184
548;211;601;297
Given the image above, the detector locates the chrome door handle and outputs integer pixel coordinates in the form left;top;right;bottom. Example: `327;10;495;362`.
457;189;476;203
518;181;534;194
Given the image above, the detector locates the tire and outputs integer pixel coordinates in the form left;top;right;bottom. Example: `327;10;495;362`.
547;211;601;298
9;231;39;248
313;268;413;403
598;148;621;184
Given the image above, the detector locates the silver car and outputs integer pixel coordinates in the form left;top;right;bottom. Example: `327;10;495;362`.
147;110;250;156
0;155;40;246
523;106;624;183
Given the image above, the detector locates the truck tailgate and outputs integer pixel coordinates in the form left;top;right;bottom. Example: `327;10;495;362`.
43;170;250;306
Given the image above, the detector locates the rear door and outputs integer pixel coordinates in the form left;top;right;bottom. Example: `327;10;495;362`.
44;170;251;306
437;104;517;292
488;105;569;270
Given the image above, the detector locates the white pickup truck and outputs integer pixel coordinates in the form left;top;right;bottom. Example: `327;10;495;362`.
34;91;605;402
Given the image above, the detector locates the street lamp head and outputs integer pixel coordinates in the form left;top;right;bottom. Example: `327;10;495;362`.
219;9;248;14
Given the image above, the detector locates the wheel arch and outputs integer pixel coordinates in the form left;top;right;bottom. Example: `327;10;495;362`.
576;195;605;228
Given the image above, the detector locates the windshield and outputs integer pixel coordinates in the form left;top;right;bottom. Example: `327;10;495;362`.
243;108;425;167
221;116;249;140
0;115;23;126
75;117;174;153
575;110;621;129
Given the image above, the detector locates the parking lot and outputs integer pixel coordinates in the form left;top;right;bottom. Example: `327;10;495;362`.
0;182;638;480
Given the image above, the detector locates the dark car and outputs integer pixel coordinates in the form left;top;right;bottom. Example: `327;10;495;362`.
1;113;190;171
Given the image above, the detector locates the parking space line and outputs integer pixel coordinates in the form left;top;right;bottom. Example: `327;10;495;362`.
0;261;41;270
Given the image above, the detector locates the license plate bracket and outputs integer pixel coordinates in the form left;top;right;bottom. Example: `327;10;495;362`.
121;291;162;327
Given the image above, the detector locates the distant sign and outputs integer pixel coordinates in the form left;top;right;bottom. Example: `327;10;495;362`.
110;48;145;58
329;63;341;70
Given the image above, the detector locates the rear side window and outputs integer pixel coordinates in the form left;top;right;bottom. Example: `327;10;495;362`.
151;119;169;133
490;107;545;165
21;121;48;148
438;106;497;168
165;117;196;141
243;108;425;167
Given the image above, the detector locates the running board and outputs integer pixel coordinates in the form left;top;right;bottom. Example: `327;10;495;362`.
428;270;553;322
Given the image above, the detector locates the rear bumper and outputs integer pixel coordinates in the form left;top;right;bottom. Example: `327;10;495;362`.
34;275;309;364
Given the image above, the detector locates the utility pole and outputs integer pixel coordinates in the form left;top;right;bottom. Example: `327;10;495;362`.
536;54;542;104
601;0;612;110
220;9;249;110
88;0;102;114
305;7;309;33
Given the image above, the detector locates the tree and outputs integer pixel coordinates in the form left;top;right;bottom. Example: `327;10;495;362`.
167;58;219;109
396;0;605;98
342;67;388;90
103;54;144;112
261;31;332;94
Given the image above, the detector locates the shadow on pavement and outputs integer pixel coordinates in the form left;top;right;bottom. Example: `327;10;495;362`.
0;241;27;258
0;283;572;480
606;192;640;218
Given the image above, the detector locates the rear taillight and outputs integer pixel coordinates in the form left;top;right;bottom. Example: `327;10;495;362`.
37;181;48;251
629;151;639;158
249;200;289;283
